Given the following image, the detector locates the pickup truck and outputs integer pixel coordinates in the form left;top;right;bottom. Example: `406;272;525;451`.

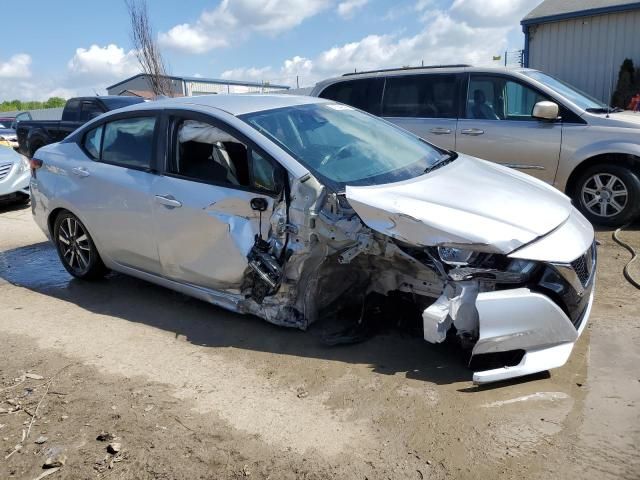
16;96;145;158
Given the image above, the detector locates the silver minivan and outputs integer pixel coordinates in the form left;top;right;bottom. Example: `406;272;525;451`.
311;66;640;226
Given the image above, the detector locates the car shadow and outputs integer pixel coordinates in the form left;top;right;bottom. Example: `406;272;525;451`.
0;200;30;213
0;240;536;387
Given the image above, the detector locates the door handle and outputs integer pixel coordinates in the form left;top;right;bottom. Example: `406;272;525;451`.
460;128;485;136
429;127;452;135
155;194;182;208
71;166;90;177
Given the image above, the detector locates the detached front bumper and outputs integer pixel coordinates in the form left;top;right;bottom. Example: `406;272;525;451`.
471;281;594;384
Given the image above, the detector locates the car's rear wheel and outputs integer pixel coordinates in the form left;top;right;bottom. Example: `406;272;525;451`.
53;212;107;279
573;164;640;227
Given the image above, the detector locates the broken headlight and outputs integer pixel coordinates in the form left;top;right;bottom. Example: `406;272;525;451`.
448;257;538;283
437;247;477;266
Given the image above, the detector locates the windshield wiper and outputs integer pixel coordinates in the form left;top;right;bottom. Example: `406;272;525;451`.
586;107;623;113
424;152;456;174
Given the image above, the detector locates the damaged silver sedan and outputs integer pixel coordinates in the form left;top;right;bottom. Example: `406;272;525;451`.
30;95;596;384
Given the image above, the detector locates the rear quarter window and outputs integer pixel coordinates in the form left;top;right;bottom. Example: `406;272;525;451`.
83;125;103;159
319;78;384;115
382;74;458;118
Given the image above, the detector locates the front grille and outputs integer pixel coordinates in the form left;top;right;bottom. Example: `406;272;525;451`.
0;162;12;180
571;254;589;286
570;243;595;288
536;243;596;330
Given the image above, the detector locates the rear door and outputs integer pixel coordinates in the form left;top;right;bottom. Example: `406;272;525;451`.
65;113;162;274
455;74;561;183
151;110;286;291
380;73;459;150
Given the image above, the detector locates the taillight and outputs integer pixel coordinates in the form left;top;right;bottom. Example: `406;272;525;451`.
30;158;43;177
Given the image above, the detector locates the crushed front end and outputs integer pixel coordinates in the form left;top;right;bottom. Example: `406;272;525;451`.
237;165;596;384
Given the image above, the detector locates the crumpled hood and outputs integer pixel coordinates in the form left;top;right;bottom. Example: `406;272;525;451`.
345;155;572;254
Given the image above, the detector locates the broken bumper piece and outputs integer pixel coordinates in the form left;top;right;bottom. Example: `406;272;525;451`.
423;284;594;384
471;286;594;384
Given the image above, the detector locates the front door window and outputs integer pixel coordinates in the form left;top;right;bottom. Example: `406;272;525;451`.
466;76;547;121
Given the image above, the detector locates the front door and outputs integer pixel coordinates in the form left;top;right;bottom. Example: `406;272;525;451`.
381;73;459;150
455;74;561;183
152;111;285;291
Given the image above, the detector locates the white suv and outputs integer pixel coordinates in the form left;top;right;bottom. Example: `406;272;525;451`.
311;66;640;226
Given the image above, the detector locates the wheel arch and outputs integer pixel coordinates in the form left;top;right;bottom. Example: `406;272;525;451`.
47;207;70;237
565;152;640;198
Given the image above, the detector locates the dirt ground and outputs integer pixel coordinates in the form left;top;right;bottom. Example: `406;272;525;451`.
0;203;638;480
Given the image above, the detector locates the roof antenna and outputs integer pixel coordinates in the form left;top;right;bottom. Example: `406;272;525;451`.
606;67;613;118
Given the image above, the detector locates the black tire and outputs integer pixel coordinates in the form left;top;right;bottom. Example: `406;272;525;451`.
572;164;640;227
53;211;107;280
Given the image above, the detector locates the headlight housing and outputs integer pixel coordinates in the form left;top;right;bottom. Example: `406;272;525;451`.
437;246;477;266
18;156;30;173
436;246;538;284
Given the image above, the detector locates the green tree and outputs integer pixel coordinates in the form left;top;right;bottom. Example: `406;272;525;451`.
0;97;67;112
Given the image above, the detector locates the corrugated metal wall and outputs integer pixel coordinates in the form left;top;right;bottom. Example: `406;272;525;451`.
185;81;289;95
528;9;640;102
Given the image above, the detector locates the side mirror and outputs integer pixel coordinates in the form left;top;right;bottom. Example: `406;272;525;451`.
250;197;268;212
532;101;559;121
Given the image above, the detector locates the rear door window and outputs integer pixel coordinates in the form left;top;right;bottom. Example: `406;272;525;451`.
319;78;384;115
101;117;156;169
382;74;458;118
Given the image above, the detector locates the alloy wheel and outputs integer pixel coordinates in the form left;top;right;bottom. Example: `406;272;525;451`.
580;173;629;218
57;216;91;274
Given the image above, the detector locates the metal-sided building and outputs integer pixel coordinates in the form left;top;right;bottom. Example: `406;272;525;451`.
522;0;640;102
106;74;290;98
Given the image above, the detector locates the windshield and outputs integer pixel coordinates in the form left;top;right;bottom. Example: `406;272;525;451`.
240;103;449;190
0;121;12;129
522;70;610;111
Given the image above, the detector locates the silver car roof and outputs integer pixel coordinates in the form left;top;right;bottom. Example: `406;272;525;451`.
312;66;537;91
114;94;329;116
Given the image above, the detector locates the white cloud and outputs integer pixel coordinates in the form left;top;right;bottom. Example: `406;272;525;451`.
337;0;369;18
159;23;224;54
220;66;273;81
159;0;332;54
0;54;32;79
449;0;536;27
224;5;527;88
67;44;140;79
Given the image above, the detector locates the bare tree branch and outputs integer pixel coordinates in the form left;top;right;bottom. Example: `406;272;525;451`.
125;0;172;97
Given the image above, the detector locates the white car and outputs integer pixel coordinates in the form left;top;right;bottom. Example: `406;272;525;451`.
30;95;596;384
0;146;30;204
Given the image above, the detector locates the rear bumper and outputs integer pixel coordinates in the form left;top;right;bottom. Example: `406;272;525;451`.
471;282;594;384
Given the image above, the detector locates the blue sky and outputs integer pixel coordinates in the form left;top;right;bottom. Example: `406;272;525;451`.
0;0;542;100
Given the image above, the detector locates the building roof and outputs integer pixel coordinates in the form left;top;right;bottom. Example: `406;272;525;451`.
106;73;290;91
522;0;640;25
